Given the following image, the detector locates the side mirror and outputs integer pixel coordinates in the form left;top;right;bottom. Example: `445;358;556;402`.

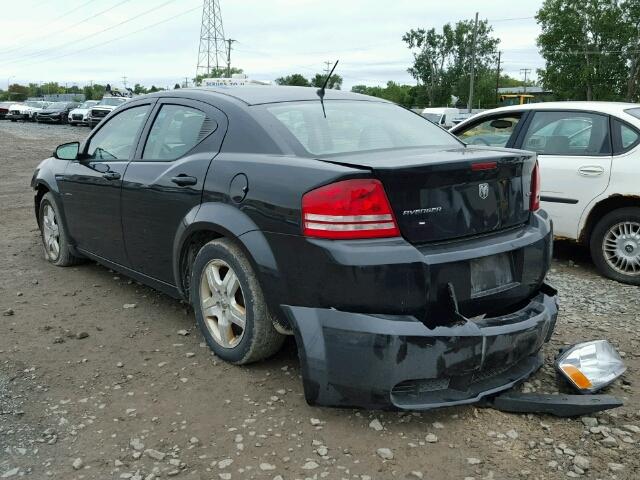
54;142;80;160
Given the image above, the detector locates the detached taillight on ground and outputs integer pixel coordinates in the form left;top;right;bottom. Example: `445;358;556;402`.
530;160;541;212
302;178;400;239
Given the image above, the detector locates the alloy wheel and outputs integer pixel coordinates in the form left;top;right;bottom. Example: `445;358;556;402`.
602;221;640;276
42;204;60;260
199;259;247;349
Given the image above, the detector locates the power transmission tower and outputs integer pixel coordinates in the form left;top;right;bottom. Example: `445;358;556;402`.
467;12;479;113
196;0;226;80
520;68;531;93
226;38;237;77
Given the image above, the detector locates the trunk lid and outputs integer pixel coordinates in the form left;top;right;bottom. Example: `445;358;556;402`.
321;146;535;244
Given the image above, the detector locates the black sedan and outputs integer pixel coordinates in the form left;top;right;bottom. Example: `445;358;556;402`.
31;86;557;410
35;101;79;123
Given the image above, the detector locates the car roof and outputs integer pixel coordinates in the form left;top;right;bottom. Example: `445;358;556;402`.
173;85;384;106
477;101;640;116
451;101;640;131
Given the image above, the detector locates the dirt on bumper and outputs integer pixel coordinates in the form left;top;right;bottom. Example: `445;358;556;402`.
283;288;558;410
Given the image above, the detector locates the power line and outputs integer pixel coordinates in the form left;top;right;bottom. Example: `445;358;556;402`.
12;4;202;70
0;0;133;57
3;0;182;66
0;0;101;53
487;16;536;22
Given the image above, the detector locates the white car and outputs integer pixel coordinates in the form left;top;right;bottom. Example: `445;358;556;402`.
67;100;100;126
87;96;129;128
6;100;49;121
421;107;459;129
451;102;640;285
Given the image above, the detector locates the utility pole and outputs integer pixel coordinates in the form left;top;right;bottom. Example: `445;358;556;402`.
520;68;531;94
122;75;128;89
183;77;190;88
196;0;226;79
324;60;333;75
495;51;501;106
467;11;479;114
226;38;237;77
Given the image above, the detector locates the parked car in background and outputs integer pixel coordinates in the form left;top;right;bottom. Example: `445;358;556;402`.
87;96;128;128
68;100;100;126
0;101;14;119
31;87;557;410
421;107;459;129
6;100;49;121
452;102;640;285
35;101;80;124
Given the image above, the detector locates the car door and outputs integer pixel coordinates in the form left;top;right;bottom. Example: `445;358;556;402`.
515;110;613;239
59;101;155;265
121;98;226;284
454;112;525;148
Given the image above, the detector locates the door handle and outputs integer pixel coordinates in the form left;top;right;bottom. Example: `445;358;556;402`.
171;175;198;186
578;165;605;177
102;171;121;180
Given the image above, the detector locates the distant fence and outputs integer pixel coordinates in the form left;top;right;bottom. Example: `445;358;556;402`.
41;93;85;102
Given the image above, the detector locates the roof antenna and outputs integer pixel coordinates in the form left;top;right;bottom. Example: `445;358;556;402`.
317;60;339;118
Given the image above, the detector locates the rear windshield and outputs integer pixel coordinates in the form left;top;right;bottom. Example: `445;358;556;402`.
264;100;461;156
625;108;640;120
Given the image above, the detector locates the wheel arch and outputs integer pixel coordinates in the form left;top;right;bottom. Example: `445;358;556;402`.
579;194;640;244
173;203;279;305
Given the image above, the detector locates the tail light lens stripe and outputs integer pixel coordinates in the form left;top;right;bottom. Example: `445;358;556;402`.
304;213;394;223
304;222;397;232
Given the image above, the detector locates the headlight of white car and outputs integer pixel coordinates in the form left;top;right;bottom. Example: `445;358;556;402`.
556;340;626;393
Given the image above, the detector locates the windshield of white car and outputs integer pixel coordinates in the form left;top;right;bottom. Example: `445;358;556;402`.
47;103;67;110
422;113;443;124
99;98;126;106
265;100;461;156
25;101;45;108
80;101;99;109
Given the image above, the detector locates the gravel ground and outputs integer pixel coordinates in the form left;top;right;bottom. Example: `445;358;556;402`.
1;120;639;480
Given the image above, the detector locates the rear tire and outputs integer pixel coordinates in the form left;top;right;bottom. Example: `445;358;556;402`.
190;238;284;364
590;207;640;285
38;193;83;267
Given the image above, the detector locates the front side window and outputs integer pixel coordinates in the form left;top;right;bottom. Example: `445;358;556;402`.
457;115;521;147
265;100;460;156
142;105;211;160
87;105;150;160
522;111;610;155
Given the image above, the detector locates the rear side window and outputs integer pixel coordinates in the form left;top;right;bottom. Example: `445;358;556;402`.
522;111;610;155
143;105;215;160
457;115;521;147
265;100;460;156
612;118;640;154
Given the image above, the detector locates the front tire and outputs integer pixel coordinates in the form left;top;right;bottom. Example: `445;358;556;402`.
590;207;640;285
190;239;284;364
38;193;83;267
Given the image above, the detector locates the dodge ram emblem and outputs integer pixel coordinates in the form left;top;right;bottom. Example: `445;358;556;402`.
479;183;489;200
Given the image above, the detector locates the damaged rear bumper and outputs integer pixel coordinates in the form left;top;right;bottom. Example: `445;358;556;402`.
283;287;558;410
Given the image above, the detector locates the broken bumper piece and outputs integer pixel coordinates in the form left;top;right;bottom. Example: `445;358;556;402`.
282;289;558;410
488;392;623;417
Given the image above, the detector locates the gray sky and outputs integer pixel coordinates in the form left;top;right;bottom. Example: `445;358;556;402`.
1;0;545;90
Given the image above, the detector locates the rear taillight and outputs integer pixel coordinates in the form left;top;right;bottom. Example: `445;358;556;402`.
530;160;541;212
302;178;400;239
